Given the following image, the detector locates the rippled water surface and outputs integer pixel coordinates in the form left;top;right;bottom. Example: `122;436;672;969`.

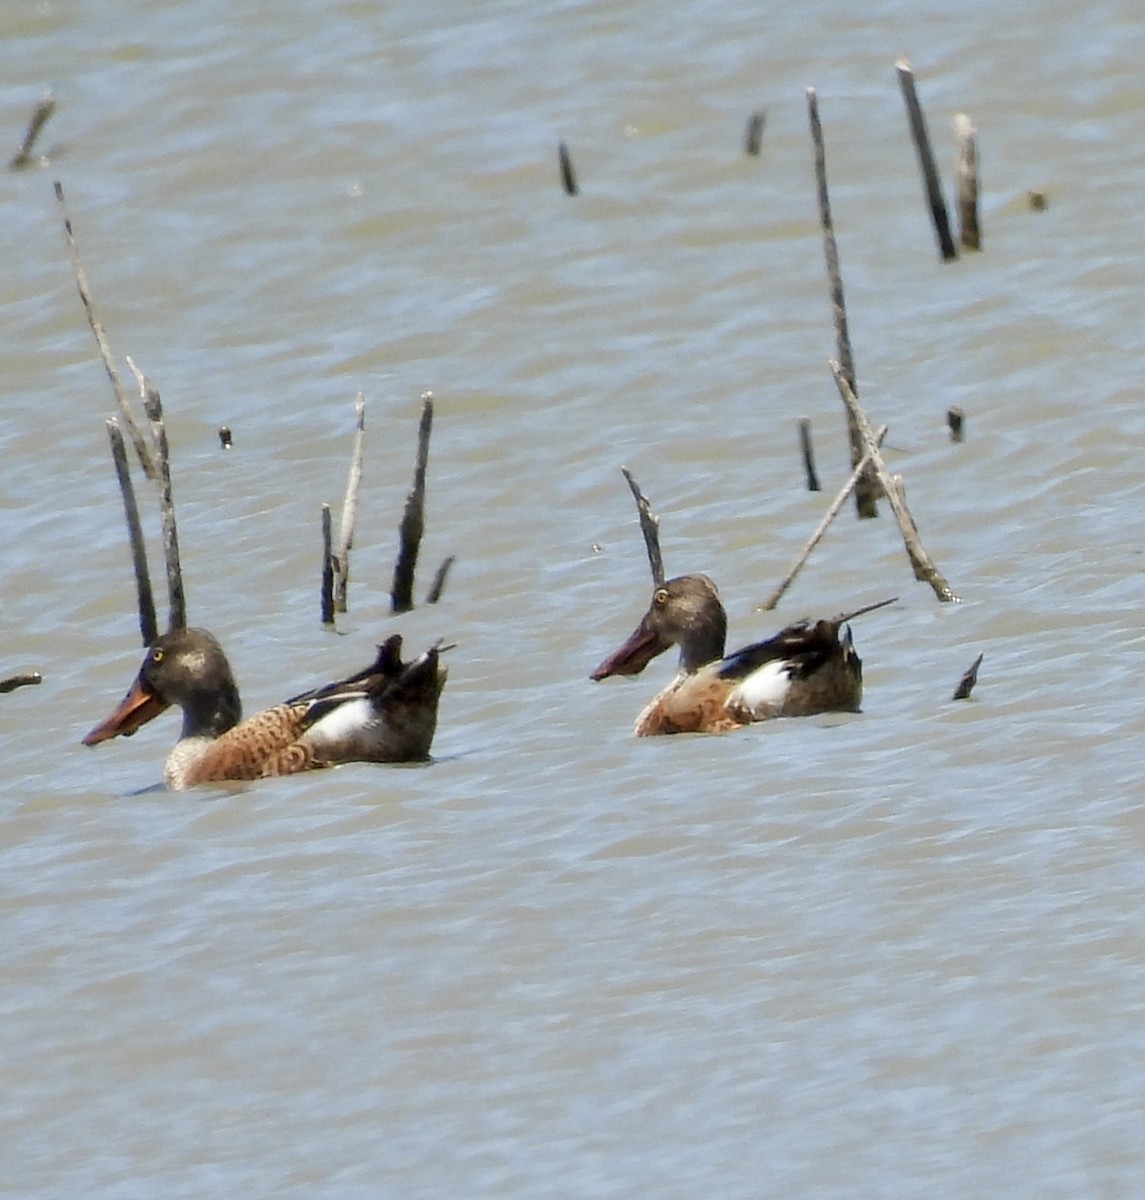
3;0;1145;1196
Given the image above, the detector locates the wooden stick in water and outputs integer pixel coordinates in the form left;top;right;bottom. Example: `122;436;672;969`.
10;92;56;169
320;503;335;627
391;393;434;614
760;424;888;611
947;405;965;443
954;113;981;251
0;672;43;694
54;181;156;480
830;359;959;602
806;87;879;519
127;357;188;629
895;60;957;261
426;554;455;605
620;467;665;588
107;417;159;646
798;417;821;491
744;110;766;156
952;652;983;700
334;393;365;614
558;141;579;196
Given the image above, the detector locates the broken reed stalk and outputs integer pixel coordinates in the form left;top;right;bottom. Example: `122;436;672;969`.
830;359;959;602
760;423;888;611
952;652;983;700
744;110;766;156
620;467;665;588
806;86;879;519
0;671;42;693
895;60;957;261
425;555;455;605
798;417;821;491
954;113;981;251
10;92;56;169
558;140;579;196
947;405;965;442
127;357;188;629
334;392;365;614
54;181;156;480
320;503;335;627
390;393;434;615
106;417;159;647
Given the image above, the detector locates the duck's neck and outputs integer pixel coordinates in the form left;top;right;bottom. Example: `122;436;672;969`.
678;617;727;674
179;680;242;741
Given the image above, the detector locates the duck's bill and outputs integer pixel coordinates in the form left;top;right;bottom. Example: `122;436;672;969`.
82;678;169;746
590;621;669;680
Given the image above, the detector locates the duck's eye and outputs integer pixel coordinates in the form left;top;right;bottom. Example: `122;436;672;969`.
653;588;669;607
151;648;164;664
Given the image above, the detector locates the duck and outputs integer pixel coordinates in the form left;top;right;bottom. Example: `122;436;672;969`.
82;627;447;789
590;573;894;736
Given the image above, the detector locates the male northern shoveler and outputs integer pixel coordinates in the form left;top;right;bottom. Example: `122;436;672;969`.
82;628;447;789
590;573;894;736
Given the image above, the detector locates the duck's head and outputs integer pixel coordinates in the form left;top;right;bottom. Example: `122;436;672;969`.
83;627;242;746
591;573;728;680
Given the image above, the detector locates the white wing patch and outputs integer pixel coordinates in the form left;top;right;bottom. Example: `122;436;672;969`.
725;659;792;719
304;697;376;750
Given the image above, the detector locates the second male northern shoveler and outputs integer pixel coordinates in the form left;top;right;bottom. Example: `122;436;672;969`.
591;573;894;736
83;628;447;789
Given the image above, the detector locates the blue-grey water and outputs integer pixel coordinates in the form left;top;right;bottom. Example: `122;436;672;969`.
3;1;1145;1196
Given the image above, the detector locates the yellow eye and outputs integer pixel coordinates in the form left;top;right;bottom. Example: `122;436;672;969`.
654;588;669;607
152;648;164;664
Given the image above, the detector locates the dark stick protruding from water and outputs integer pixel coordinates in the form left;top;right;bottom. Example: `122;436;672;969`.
952;652;983;700
954;113;981;251
744;110;766;156
895;59;957;262
218;425;232;449
10;92;56;170
55;181;157;480
620;467;665;588
391;393;434;615
107;417;158;647
947;406;965;443
831;359;959;602
334;393;365;614
798;417;821;491
558;140;579;196
806;87;879;519
0;672;43;694
760;423;887;611
426;555;455;605
127;357;187;630
320;503;335;628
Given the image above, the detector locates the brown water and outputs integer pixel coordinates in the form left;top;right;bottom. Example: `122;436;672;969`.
3;0;1145;1196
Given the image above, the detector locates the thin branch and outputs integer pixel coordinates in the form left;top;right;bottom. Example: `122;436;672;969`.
620;467;665;587
334;392;365;614
895;59;957;261
760;424;888;611
127;357;187;629
952;652;983;700
390;392;434;614
798;417;821;491
54;181;156;479
744;110;766;156
954;112;981;251
10;92;56;170
320;504;335;627
806;87;879;518
0;672;43;694
426;555;455;605
830;359;959;602
106;417;158;646
558;140;579;196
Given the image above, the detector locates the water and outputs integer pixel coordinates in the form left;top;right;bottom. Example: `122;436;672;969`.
2;0;1145;1195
